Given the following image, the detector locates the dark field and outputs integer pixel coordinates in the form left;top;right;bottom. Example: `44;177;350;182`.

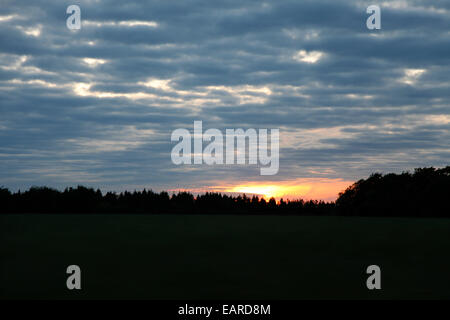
1;214;450;299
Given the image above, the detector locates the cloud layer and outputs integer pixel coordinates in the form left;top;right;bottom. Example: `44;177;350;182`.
1;0;449;197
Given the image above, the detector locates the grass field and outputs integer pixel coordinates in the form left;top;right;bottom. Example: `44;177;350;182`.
1;214;450;299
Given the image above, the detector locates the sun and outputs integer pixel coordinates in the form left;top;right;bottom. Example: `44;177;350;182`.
229;184;311;200
207;178;354;201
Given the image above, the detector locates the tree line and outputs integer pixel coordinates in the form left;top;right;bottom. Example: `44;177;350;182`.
336;166;450;217
1;166;449;217
0;186;333;215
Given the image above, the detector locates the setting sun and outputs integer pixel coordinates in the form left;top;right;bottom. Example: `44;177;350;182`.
229;184;311;200
205;178;354;201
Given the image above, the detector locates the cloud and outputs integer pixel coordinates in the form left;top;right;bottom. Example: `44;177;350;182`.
293;50;324;64
0;0;449;198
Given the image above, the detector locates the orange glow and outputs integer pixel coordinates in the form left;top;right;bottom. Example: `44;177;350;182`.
205;178;354;202
229;184;311;200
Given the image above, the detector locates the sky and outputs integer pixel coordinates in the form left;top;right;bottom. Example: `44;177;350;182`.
0;0;449;201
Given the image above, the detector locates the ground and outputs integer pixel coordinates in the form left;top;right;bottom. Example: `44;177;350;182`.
1;214;450;299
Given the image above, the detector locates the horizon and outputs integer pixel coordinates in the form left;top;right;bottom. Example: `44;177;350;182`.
1;1;449;202
3;165;449;202
1;179;349;202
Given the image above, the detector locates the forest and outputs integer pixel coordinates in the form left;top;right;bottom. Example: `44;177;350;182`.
1;166;449;217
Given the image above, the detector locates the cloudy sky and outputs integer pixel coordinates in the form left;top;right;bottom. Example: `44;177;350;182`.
1;0;449;200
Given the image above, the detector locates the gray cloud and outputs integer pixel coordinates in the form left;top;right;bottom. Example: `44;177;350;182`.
0;0;449;193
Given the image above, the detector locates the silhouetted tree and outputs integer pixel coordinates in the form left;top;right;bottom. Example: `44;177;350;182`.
1;166;449;217
336;166;450;217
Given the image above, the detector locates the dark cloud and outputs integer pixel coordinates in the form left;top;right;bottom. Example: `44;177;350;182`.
0;0;449;191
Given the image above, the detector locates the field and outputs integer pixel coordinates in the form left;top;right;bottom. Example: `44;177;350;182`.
1;214;450;299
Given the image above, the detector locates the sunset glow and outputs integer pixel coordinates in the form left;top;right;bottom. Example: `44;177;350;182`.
229;184;311;200
202;178;354;202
